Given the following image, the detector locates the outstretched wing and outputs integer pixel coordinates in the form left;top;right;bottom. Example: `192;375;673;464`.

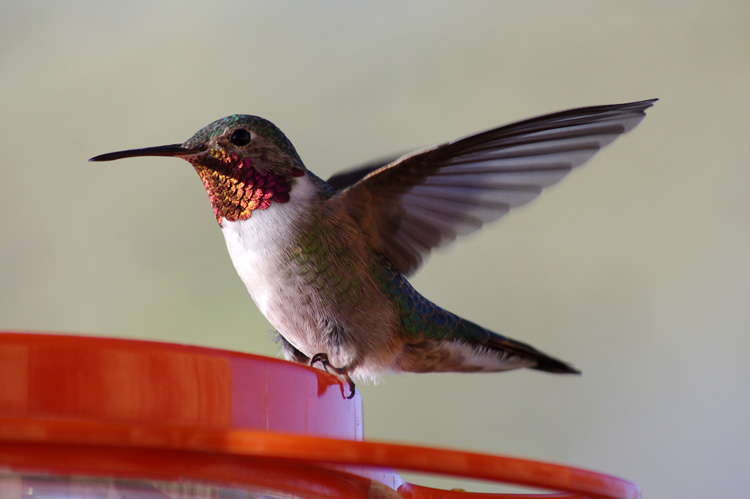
326;155;403;190
332;99;656;276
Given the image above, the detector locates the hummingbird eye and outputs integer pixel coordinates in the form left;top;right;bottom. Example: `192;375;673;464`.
229;129;252;147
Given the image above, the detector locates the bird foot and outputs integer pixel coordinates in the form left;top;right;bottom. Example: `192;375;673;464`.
310;353;356;399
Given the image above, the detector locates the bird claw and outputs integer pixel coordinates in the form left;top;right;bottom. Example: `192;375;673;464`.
310;353;356;399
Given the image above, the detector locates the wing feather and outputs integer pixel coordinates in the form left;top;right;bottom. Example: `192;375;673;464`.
333;99;656;275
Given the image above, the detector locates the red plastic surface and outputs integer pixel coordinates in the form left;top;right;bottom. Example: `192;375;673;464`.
0;331;361;439
0;332;640;499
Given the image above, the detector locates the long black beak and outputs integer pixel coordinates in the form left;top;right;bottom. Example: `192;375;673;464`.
89;144;204;162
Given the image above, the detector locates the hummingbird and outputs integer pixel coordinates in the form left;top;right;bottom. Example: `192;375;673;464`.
91;99;655;397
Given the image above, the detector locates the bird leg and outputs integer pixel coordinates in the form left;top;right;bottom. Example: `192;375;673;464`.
310;353;356;399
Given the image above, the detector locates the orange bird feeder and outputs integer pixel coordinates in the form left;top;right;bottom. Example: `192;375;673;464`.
0;332;639;498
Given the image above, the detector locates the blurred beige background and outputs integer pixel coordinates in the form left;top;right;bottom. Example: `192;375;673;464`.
1;1;748;497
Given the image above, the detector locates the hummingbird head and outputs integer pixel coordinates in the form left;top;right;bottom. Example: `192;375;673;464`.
91;115;307;225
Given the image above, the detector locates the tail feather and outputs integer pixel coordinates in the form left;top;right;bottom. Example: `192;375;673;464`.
487;334;581;374
460;319;581;375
